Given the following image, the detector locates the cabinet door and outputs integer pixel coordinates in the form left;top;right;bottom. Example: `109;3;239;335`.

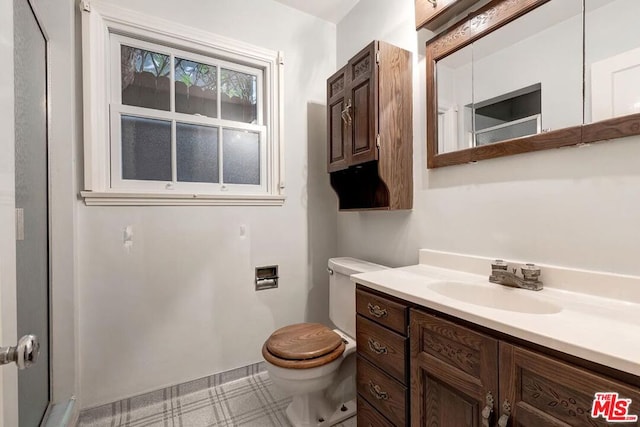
499;342;640;427
347;42;378;167
410;309;499;427
327;66;349;172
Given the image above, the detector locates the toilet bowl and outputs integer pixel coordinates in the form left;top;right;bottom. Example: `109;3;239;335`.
262;258;388;427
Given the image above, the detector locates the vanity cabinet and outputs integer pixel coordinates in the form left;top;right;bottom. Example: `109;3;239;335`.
410;309;640;427
355;288;409;426
415;0;479;31
327;41;412;211
355;285;640;427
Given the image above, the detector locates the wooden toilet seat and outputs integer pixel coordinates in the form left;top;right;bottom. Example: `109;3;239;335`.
262;323;346;369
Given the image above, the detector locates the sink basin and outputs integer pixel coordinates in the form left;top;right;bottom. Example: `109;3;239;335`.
428;281;562;314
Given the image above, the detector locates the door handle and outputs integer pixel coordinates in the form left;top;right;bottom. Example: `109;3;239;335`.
497;400;512;427
0;334;40;370
481;391;494;427
341;99;352;126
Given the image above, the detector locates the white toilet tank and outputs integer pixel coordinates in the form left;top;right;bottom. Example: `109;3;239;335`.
328;257;388;339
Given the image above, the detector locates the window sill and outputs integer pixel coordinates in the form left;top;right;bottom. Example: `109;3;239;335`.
80;191;286;206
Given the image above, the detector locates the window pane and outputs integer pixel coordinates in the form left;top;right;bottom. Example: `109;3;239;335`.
175;58;217;117
221;69;257;123
121;115;172;181
176;123;219;183
222;129;260;185
121;45;170;111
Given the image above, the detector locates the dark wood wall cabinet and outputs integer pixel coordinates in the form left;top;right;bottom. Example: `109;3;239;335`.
415;0;479;31
355;285;640;426
327;41;413;211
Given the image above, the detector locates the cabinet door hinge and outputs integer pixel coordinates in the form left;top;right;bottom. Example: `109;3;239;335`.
376;50;380;64
376;134;381;148
15;208;24;241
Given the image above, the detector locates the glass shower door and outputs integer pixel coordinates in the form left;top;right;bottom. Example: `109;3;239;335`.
14;0;51;425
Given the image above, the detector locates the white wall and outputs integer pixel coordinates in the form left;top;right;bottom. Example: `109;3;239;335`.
77;0;337;408
336;0;640;276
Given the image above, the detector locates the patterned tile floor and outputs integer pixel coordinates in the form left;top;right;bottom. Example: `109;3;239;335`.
78;371;356;427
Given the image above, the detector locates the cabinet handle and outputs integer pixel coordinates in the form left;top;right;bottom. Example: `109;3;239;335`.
367;303;388;318
367;338;388;355
368;380;389;400
481;391;494;427
497;400;512;427
341;99;352;126
427;0;437;7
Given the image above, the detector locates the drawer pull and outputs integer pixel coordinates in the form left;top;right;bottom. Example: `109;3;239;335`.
367;303;388;318
368;381;389;401
367;338;388;355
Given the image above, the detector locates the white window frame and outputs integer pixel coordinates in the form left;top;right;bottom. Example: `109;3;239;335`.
79;0;285;206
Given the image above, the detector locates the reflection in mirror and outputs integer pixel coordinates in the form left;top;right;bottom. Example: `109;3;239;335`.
585;0;640;123
469;0;583;149
436;46;472;154
427;0;640;168
434;0;584;155
472;84;541;146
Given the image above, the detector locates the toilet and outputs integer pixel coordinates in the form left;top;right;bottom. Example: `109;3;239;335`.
262;257;387;427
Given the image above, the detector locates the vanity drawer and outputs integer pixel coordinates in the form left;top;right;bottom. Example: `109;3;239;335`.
357;395;394;427
357;355;407;426
357;315;407;384
356;288;407;335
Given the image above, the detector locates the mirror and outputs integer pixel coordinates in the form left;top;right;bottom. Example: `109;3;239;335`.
426;0;640;168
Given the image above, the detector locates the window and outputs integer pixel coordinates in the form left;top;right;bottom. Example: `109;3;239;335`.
80;1;284;205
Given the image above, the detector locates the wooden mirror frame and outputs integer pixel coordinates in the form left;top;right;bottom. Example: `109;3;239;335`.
426;0;640;168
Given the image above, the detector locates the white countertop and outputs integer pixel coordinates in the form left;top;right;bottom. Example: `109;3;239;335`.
352;263;640;377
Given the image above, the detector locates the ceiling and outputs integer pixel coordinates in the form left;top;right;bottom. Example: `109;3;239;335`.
272;0;360;24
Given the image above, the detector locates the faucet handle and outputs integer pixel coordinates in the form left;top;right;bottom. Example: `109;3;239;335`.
492;259;508;270
521;263;541;281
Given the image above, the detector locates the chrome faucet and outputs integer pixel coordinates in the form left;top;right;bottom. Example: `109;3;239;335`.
489;260;543;291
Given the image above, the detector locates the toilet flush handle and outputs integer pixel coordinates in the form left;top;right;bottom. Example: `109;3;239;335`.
327;267;334;275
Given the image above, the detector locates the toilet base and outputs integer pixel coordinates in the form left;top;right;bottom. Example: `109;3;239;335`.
285;395;356;427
